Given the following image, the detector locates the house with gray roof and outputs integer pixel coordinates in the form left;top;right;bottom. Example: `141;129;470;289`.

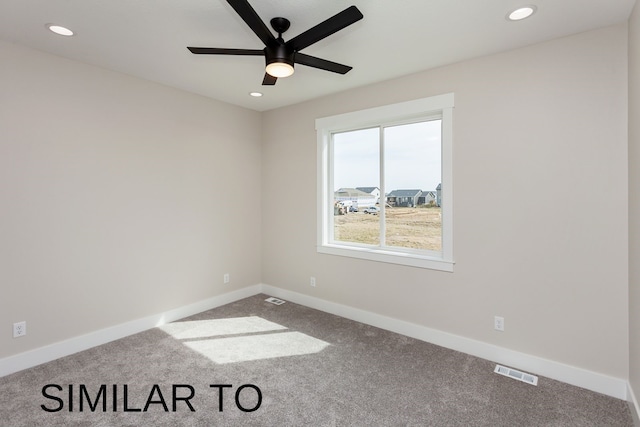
335;188;377;208
387;189;422;207
418;191;437;206
356;187;381;202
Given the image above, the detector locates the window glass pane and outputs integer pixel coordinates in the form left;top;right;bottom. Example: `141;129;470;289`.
332;128;380;245
383;120;442;251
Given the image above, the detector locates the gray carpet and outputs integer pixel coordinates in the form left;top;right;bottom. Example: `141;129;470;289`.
0;294;633;426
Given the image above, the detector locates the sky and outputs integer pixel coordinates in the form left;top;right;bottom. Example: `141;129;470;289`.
332;119;441;193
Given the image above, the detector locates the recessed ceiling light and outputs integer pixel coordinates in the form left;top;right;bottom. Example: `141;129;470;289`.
46;24;74;36
507;6;537;21
249;92;263;97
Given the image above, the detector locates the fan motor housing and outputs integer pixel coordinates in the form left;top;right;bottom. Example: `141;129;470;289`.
265;43;295;69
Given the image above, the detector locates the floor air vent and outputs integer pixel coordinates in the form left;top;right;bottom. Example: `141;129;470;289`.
265;297;286;305
494;364;538;386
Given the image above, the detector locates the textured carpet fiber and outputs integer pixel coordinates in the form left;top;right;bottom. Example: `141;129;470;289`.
0;294;633;426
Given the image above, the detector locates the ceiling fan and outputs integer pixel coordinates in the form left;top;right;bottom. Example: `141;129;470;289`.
187;0;363;85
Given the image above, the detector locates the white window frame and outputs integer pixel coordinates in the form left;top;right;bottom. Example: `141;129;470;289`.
316;93;454;272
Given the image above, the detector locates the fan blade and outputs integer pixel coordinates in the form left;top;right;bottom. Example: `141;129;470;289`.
227;0;276;47
286;5;363;52
262;73;277;85
188;47;264;56
295;53;352;74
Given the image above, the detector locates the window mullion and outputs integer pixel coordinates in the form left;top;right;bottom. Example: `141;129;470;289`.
379;126;385;248
328;132;335;243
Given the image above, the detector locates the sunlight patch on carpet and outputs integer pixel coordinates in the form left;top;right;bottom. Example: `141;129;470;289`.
159;316;287;340
184;331;330;364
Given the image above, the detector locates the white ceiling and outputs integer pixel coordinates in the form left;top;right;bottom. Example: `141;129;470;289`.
0;0;635;111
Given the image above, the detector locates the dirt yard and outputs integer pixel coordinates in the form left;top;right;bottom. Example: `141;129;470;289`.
333;207;442;251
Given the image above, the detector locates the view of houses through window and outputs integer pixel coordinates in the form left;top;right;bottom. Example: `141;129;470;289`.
332;119;442;252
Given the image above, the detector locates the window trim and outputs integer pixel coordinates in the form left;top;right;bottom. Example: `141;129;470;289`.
316;93;454;272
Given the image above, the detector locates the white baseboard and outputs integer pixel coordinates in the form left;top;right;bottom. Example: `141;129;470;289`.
2;282;631;404
261;284;629;401
629;383;640;426
0;284;261;378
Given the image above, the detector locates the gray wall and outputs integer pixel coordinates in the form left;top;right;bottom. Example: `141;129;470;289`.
262;24;629;379
629;0;640;411
0;40;263;359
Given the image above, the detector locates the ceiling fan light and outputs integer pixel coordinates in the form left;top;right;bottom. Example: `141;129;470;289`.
266;62;294;78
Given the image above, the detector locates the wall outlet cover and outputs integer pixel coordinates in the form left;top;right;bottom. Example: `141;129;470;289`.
13;321;26;338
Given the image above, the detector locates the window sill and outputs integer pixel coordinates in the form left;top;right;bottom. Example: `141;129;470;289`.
317;244;454;272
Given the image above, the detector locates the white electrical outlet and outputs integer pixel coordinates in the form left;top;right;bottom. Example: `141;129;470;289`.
494;316;505;332
13;321;26;338
223;273;230;284
310;277;316;287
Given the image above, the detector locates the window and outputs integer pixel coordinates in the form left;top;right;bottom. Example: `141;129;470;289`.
316;93;454;271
